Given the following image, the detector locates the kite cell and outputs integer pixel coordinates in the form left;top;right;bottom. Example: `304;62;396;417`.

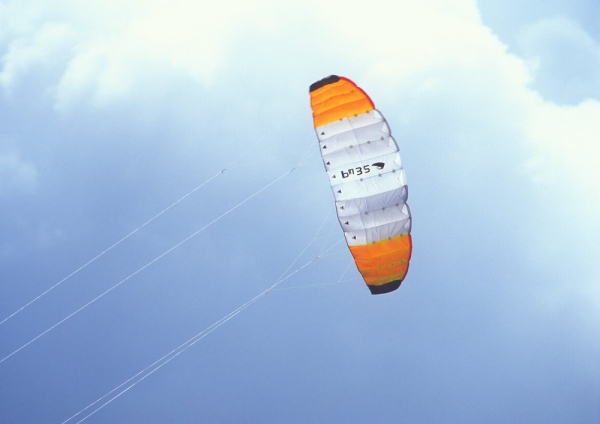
309;75;412;295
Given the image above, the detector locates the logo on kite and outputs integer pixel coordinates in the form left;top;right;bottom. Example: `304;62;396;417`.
341;165;371;179
372;162;385;170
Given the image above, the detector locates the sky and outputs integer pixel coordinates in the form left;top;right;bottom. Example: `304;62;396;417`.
1;0;599;422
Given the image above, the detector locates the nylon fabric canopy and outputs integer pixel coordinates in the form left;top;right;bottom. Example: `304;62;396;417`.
309;75;412;295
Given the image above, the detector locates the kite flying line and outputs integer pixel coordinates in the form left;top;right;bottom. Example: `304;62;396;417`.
0;111;299;329
63;206;342;423
0;169;225;327
0;167;297;365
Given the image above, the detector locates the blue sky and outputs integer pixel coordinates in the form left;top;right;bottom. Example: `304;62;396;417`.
1;0;599;422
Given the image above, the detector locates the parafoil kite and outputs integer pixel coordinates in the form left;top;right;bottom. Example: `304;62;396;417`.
309;75;412;295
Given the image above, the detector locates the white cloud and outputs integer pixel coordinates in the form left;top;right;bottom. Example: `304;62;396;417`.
2;0;596;220
0;0;526;112
0;21;75;94
2;0;283;109
310;0;494;82
528;97;600;177
1;1;597;205
525;96;600;216
517;16;600;104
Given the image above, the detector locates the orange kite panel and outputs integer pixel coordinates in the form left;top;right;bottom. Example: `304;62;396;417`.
310;77;374;128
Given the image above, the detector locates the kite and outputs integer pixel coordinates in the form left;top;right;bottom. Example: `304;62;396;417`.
309;75;412;295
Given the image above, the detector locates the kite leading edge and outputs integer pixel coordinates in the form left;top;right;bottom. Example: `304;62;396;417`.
309;75;412;295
